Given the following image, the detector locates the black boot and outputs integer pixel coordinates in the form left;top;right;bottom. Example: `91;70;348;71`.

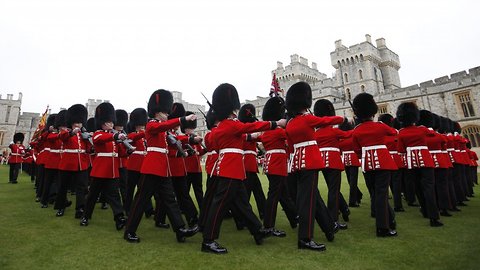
101;202;108;209
335;222;348;230
75;208;85;219
342;208;350;222
155;221;171;229
115;214;127;230
201;241;227;254
376;228;397;237
176;226;198;243
394;207;405;212
265;227;286;238
440;209;452;217
298;239;326;251
124;232;140;243
430;219;443;227
80;216;89;226
253;229;269;245
56;209;65;217
289;216;299;229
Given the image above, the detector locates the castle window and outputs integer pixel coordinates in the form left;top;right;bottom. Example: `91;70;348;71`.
355;55;359;62
344;73;348;83
455;91;475;117
378;104;388;114
351;57;354;63
359;70;363;80
5;106;11;123
360;54;364;61
462;125;480;147
361;85;365;92
0;131;4;145
346;58;350;65
346;88;351;101
337;61;341;67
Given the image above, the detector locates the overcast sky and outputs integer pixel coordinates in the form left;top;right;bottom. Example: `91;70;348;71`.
0;0;479;114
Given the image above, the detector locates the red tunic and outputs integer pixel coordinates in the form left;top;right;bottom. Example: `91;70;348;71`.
34;132;48;165
118;144;129;169
8;144;25;164
314;126;350;170
213;118;274;180
90;130;120;179
204;130;219;176
425;132;452;169
468;149;478;167
140;118;182;177
338;137;361;167
58;130;90;171
243;139;259;173
126;131;147;172
285;113;344;172
167;133;188;177
258;127;288;176
455;134;471;165
351;121;398;172
185;143;206;173
384;134;405;169
397;126;435;169
44;132;63;170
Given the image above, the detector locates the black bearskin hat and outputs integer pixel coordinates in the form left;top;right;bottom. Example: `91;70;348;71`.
125;121;134;134
86;117;96;132
438;117;449;134
66;104;87;127
431;114;441;131
95;102;116;130
45;114;57;131
262;96;285;121
392;118;402;130
453;121;462;134
314;99;335;117
285;82;312;115
206;107;216;130
13;133;24;143
212;83;241;121
115;109;128;127
352;93;378;120
338;117;354;131
168;102;186;120
181;111;197;133
396;102;419;127
129;108;148;127
238;104;257;123
418;110;433;128
378;113;394;127
55;110;67;129
148;89;173;118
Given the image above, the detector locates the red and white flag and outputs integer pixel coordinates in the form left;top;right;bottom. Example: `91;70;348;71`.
269;73;283;97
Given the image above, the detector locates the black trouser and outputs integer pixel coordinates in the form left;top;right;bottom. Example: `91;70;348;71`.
118;167;128;206
452;164;467;202
199;175;218;229
345;166;362;204
363;170;395;229
407;168;439;219
84;178;124;220
263;174;297;228
125;174;186;233
125;170;153;216
321;168;348;222
244;171;266;218
41;168;59;205
54;170;88;210
291;170;319;241
186;172;203;210
171;176;199;224
403;168;417;204
30;162;36;181
446;168;458;209
464;166;474;196
313;173;336;234
390;170;404;209
35;164;45;198
434;168;451;211
472;167;478;185
203;177;262;241
9;163;20;182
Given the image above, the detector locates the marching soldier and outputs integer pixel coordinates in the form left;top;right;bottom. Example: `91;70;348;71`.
8;133;26;184
114;109;130;207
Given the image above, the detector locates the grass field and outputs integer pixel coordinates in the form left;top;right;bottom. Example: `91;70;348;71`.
0;165;479;270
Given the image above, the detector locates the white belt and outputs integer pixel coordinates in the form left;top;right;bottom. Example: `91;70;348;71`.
132;150;147;155
343;151;355;154
293;140;317;149
430;150;443;154
50;149;62;153
63;149;86;154
43;148;51;152
361;145;387;172
319;147;340;152
146;147;168;154
244;150;257;156
406;146;429;169
389;151;398;154
446;148;454;151
266;149;286;155
11;153;21;156
97;152;118;157
219;148;244;155
206;151;217;156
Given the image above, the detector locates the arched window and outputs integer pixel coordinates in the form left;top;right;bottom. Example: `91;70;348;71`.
462;125;480;147
346;58;350;65
360;54;364;61
361;85;365;92
359;70;363;80
337;60;341;67
344;73;349;83
342;60;346;65
350;57;354;63
346;88;351;101
374;68;378;79
355;55;359;62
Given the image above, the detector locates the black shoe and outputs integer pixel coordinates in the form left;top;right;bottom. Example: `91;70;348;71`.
457;202;468;207
289;216;299;229
115;215;127;231
35;197;40;202
349;202;360;208
335;222;348;230
408;202;420;207
450;207;461;212
124;232;140;243
430;219;443;227
266;228;286;238
376;228;397;237
325;231;335;242
394;207;405;212
440;210;452;217
253;229;269;245
201;241;227;254
390;220;397;230
56;209;65;217
188;217;199;228
298;239;326;251
155;221;170;229
40;204;48;208
101;202;108;209
342;208;350;222
75;209;85;219
80;217;89;226
176;226;198;243
65;201;72;208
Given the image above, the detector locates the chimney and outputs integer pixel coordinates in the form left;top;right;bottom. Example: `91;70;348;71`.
376;38;386;48
365;34;372;43
290;54;299;63
335;39;343;49
277;61;284;69
312;62;318;70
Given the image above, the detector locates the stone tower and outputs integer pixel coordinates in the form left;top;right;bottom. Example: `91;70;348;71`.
330;34;401;100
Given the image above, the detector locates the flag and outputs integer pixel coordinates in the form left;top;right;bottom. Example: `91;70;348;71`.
269;73;283;97
30;106;49;143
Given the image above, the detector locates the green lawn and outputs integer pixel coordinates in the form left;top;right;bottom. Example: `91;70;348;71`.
1;165;479;270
